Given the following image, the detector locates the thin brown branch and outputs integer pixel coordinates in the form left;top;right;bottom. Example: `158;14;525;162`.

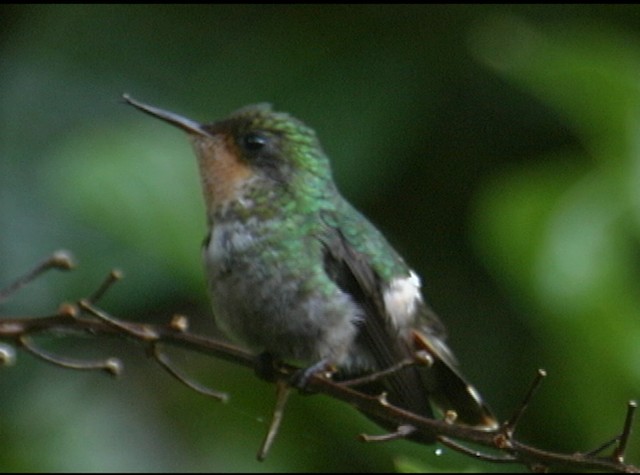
19;335;122;376
257;380;292;461
0;250;75;302
1;257;638;472
1;310;638;472
503;368;547;436
338;358;416;388
437;435;517;463
153;343;229;402
359;424;417;443
615;401;638;463
79;300;160;341
86;269;124;304
586;435;620;457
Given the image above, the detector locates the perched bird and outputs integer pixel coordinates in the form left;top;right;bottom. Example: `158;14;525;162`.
123;95;497;439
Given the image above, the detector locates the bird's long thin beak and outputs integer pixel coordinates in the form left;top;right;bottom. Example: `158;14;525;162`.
122;94;212;138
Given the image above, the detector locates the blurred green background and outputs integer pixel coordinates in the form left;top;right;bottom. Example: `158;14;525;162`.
2;5;640;472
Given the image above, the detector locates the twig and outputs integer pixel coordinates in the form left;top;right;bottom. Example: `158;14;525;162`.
153;343;229;402
338;358;416;388
86;269;124;304
437;436;517;463
615;401;638;463
0;250;75;302
257;380;292;461
19;335;122;376
502;368;547;436
586;435;621;457
359;424;416;442
79;300;159;341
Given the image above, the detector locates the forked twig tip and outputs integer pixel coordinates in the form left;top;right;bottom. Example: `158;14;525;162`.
104;357;124;377
0;344;17;366
170;314;190;332
57;302;79;318
49;250;76;270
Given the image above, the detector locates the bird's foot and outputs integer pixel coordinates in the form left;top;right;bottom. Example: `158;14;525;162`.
254;353;335;393
290;359;334;393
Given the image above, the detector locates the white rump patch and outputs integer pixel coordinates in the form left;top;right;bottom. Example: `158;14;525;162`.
383;270;423;328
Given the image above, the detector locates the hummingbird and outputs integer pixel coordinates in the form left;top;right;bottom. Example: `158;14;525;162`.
123;95;498;439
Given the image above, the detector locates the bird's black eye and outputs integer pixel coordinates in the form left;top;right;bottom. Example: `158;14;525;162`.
241;132;270;152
